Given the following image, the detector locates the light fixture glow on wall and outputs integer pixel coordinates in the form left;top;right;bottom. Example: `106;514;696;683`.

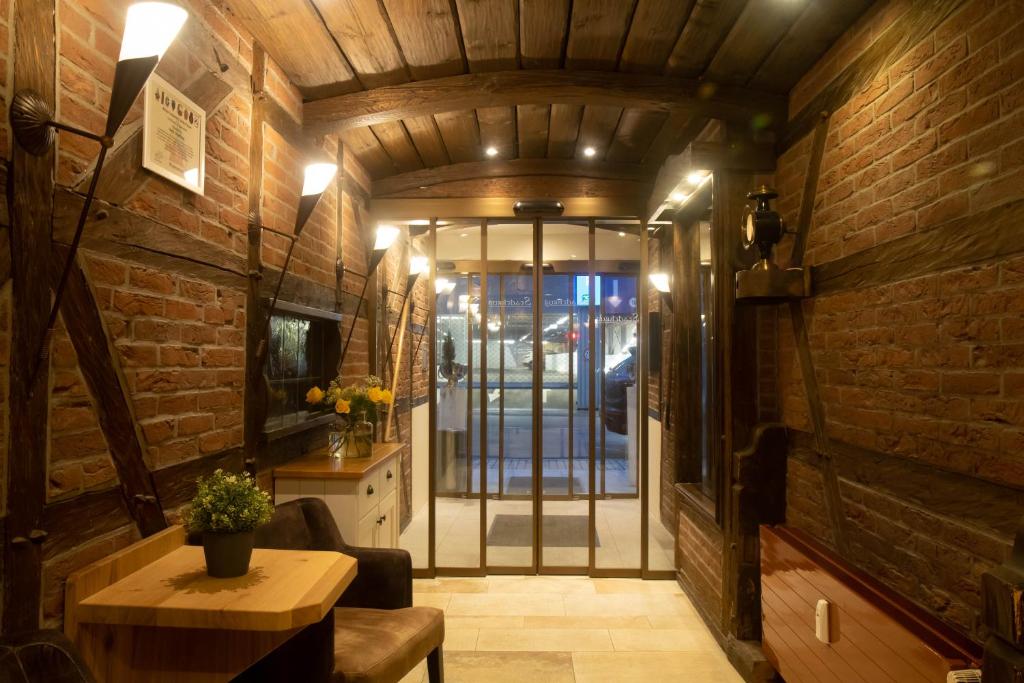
11;1;188;385
583;146;597;158
262;162;338;333
435;278;456;295
670;191;688;203
649;271;673;311
687;170;709;186
485;146;498;157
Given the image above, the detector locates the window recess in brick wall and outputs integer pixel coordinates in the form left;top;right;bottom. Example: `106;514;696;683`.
264;300;343;438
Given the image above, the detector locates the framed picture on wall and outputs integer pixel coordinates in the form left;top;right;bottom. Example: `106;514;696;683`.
142;73;205;195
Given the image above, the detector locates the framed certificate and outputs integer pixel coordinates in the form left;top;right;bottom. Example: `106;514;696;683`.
142;74;205;195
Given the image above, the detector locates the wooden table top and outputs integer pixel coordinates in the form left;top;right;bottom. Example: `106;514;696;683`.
273;441;404;480
76;545;357;632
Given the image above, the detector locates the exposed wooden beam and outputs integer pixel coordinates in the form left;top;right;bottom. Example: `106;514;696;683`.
814;197;1024;296
369;196;644;220
304;70;787;135
4;0;55;636
53;189;247;290
372;158;652;196
781;0;961;151
49;245;168;536
379;175;652;200
647;140;776;221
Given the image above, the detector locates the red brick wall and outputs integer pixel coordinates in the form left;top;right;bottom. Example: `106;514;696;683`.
0;0;380;630
676;498;724;622
776;0;1023;641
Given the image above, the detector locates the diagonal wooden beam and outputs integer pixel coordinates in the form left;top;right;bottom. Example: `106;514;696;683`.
50;244;168;536
372;158;652;196
304;70;787;135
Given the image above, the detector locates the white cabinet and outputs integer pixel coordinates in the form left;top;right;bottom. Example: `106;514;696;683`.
273;443;403;550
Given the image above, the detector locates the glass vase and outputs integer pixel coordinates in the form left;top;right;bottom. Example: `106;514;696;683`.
347;412;374;458
328;419;347;459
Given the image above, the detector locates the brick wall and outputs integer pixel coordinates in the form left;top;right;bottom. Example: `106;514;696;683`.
775;0;1023;641
676;497;724;622
0;0;380;630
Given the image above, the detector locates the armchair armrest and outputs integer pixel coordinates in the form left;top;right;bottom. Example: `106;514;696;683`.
337;545;413;610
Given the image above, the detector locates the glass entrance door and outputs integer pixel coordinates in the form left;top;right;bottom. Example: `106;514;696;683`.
429;218;645;575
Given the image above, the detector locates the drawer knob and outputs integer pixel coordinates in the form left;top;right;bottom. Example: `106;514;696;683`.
386;470;393;480
366;484;374;496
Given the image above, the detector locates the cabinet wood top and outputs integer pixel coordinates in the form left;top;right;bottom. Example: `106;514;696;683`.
273;442;404;480
76;545;357;631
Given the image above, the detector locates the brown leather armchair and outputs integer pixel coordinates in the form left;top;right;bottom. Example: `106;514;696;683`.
237;497;444;683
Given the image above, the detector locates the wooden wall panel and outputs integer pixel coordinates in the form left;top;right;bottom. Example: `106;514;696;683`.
761;526;976;683
519;0;570;68
565;0;637;70
380;0;465;79
516;104;550;158
455;0;518;72
313;0;409;89
402;116;451;168
664;0;746;77
434;110;482;163
618;0;694;73
547;104;583;158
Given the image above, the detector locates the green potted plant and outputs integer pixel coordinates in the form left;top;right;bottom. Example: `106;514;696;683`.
186;469;274;578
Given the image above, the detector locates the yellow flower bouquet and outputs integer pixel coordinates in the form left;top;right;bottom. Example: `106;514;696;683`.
306;375;393;458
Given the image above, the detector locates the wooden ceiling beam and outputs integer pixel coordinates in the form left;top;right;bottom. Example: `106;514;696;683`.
304;69;786;135
372;157;652;196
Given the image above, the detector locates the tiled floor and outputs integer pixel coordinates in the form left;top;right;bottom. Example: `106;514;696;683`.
398;576;742;683
401;498;676;571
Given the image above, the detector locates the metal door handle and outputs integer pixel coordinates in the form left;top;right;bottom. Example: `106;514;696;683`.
366;484;374;495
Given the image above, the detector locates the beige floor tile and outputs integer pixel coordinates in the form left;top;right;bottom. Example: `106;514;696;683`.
447;592;566;616
445;652;576;683
414;578;490;593
476;627;614;652
591;578;682;594
564;593;692;617
487;576;596;594
646;614;705;630
525;615;649;629
444;628;480;651
446;615;525;629
609;628;713;652
413;593;452;610
572;651;743;683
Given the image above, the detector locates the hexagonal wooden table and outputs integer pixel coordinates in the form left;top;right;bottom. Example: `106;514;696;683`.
65;527;357;682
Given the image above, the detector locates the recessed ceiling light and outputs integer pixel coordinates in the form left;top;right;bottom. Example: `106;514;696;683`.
618;231;626;237
485;146;498;157
460;233;468;238
583;146;596;158
409;219;430;225
570;254;577;258
671;191;688;202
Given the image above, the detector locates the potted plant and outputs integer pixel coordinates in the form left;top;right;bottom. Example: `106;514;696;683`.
186;469;274;578
306;375;394;458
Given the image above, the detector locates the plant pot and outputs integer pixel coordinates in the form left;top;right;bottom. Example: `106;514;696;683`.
202;530;255;578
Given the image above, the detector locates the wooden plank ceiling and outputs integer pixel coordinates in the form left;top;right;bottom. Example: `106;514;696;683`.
227;0;873;195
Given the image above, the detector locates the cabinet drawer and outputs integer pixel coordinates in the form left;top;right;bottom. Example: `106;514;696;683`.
380;457;398;498
357;468;381;519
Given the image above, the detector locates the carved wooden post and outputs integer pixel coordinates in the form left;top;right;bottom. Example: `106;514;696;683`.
982;517;1024;681
3;0;56;635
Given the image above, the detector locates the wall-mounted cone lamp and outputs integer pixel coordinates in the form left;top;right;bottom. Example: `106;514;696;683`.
337;224;402;369
649;271;672;312
261;162;339;345
13;2;189;385
735;186;810;302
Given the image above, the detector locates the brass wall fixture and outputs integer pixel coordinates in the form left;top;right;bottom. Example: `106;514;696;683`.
735;186;810;302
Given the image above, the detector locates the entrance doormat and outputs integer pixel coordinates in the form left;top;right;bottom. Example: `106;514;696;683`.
486;514;599;548
505;476;583;495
